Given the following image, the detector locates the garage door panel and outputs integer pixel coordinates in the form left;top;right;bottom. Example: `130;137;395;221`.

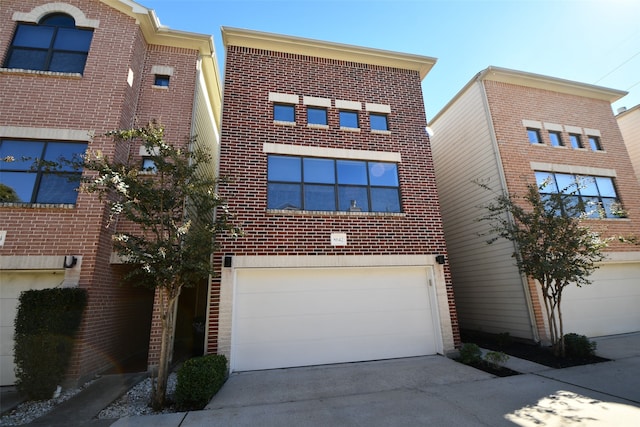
563;263;640;337
232;267;438;371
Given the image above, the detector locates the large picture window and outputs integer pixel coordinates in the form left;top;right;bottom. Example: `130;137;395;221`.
267;155;401;213
535;171;624;219
4;13;93;74
0;140;87;204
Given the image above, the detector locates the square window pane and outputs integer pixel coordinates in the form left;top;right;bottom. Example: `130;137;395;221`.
368;162;398;186
535;171;555;192
595;177;616;197
581;197;602;218
142;158;157;172
577;176;598;196
338;186;369;212
267;183;301;210
339;111;358;128
549;131;563;147
304;184;335;211
527;129;540;144
307;107;327;125
303;158;334;183
0;171;36;202
274;104;295;122
13;25;54;48
370;114;388;131
555;174;577;194
154;75;170;86
53;28;93;51
370;188;400;212
43;142;86;171
337;160;367;185
49;51;87;73
36;173;81;204
601;198;620;218
569;134;583;149
6;48;47;70
268;156;301;182
1;140;45;170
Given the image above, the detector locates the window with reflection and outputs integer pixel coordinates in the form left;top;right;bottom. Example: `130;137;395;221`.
267;155;400;212
4;13;93;74
0;139;87;204
535;171;624;218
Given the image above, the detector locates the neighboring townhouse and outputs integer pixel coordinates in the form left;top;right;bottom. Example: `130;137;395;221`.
617;104;640;184
430;66;640;344
209;27;459;372
0;0;222;385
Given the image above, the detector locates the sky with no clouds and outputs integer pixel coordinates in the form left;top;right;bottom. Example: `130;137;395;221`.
141;0;640;120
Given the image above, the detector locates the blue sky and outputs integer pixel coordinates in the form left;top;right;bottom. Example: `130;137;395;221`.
142;0;640;120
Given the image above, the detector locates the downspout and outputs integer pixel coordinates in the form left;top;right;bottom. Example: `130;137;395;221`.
478;79;541;343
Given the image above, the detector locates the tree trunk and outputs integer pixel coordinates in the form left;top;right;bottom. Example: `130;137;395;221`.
151;288;178;410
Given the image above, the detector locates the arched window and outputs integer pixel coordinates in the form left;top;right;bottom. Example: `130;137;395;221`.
4;13;93;74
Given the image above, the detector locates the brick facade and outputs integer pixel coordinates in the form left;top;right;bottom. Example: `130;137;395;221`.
207;37;460;358
0;0;216;384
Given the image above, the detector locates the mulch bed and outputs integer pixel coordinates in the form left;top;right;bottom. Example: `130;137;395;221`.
461;330;609;369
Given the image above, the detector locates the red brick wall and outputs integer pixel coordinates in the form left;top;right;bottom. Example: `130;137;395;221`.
208;45;460;352
485;80;640;250
484;80;640;341
0;0;199;381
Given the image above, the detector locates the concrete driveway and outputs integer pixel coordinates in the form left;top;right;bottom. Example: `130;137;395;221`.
113;333;640;426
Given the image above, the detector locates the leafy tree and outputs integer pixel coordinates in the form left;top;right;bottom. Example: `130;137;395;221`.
82;123;240;409
0;183;21;202
477;180;607;357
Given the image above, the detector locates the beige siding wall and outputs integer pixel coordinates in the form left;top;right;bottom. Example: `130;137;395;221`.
192;69;220;179
430;82;534;340
617;106;640;184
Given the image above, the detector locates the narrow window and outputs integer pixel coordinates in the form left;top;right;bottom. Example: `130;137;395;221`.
370;113;388;131
307;107;327;126
154;75;170;87
527;128;542;144
141;157;157;173
339;111;359;129
588;136;603;151
548;131;564;147
569;134;583;149
273;104;295;122
4;13;93;74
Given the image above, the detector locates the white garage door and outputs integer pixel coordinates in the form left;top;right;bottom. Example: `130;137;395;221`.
1;271;65;385
563;263;640;337
232;266;439;371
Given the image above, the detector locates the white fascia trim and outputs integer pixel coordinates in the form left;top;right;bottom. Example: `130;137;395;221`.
543;122;563;132
0;126;93;141
564;125;583;134
269;92;299;104
151;65;174;76
601;252;640;264
263;143;401;162
303;96;331;107
335;99;362;110
530;161;617;177
522;119;542;129
365;103;391;114
231;254;436;269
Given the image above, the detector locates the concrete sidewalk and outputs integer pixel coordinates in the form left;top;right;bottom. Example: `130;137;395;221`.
110;332;640;427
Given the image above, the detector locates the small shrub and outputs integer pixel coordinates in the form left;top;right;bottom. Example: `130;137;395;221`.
459;343;482;365
484;351;509;368
14;288;87;400
175;354;227;410
564;333;596;359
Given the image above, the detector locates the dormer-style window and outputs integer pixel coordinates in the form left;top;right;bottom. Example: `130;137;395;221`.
4;13;93;74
